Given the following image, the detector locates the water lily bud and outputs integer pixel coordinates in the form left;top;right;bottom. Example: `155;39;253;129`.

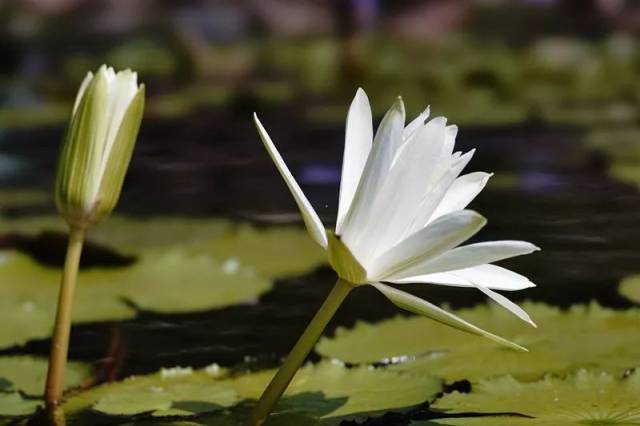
55;65;145;228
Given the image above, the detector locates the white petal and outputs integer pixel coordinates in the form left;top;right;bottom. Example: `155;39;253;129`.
403;107;430;141
429;172;492;222
254;114;328;248
359;117;449;258
368;210;486;280
389;240;540;279
441;124;458;157
392;264;536;291
336;88;373;234
72;72;94;116
473;284;536;326
371;282;527;351
340;97;405;255
405;149;475;238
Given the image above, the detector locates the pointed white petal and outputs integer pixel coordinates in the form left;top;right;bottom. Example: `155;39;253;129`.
430;172;492;222
72;72;94;116
369;210;486;280
254;114;327;248
359;117;449;258
340;97;405;254
392;264;536;291
405;149;475;237
389;240;540;279
403;107;430;141
441;124;458;157
473;284;536;326
336;88;373;234
371;282;527;351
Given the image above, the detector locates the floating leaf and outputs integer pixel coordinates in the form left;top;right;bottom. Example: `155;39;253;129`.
415;370;640;425
94;368;236;417
0;356;90;396
0;356;91;418
0;392;42;418
218;362;442;424
619;274;640;304
0;216;326;278
317;303;640;382
64;361;441;425
0;249;270;348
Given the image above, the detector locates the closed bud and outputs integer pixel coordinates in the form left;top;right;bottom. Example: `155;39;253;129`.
55;65;145;228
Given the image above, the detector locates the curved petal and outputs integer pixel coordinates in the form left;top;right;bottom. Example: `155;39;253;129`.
254;114;327;248
336;88;373;234
429;172;492;223
369;210;486;280
389;240;540;279
371;282;527;351
473;284;536;326
392;264;536;291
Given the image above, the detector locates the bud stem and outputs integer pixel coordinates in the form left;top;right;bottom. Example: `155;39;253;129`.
245;278;353;426
45;226;86;408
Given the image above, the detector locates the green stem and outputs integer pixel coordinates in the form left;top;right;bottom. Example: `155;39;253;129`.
45;226;85;408
245;278;353;426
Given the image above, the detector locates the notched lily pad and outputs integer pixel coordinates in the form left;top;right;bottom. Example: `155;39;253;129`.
420;370;640;425
64;361;441;425
317;303;640;382
0;249;270;348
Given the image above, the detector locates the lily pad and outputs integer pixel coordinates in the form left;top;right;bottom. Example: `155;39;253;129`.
317;303;640;382
0;356;91;396
0;356;91;418
64;361;441;425
619;274;640;304
0;216;326;278
0;249;270;348
416;370;640;425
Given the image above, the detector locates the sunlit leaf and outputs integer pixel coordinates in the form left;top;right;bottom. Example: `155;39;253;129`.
317;303;640;382
0;249;270;348
0;356;91;418
414;370;640;425
64;361;441;425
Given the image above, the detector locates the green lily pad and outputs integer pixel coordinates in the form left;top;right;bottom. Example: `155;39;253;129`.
0;249;270;348
317;303;640;382
0;356;90;396
416;370;640;425
0;216;326;279
619;274;640;304
0;356;91;418
0;392;42;418
64;361;441;425
219;362;442;424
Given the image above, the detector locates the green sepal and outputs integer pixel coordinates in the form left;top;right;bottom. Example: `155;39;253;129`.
327;231;367;285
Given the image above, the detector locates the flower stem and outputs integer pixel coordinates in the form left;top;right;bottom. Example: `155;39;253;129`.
245;278;353;426
45;226;85;408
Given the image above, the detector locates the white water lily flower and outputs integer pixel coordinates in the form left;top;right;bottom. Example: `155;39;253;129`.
56;65;145;228
254;89;539;351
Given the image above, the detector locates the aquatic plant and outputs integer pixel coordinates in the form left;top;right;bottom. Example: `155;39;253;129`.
247;88;540;424
45;65;145;407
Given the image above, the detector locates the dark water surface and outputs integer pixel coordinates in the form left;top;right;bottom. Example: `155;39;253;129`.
2;109;640;422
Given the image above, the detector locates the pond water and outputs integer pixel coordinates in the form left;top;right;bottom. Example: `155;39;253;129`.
1;105;640;424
